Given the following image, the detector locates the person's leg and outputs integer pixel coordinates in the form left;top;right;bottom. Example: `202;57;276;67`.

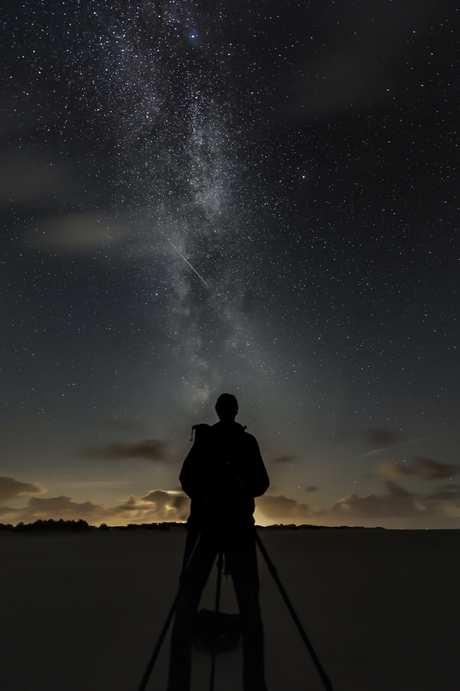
167;539;218;691
226;540;268;691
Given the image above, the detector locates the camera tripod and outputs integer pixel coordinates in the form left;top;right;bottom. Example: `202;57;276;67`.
137;529;333;691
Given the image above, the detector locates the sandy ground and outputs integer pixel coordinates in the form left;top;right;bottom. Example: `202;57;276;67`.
1;527;458;691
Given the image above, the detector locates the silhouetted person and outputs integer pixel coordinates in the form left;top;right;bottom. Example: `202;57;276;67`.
167;393;270;691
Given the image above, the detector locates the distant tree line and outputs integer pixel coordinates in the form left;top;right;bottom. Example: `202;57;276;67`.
0;519;385;533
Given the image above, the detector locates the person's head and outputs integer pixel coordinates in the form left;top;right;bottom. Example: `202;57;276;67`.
215;393;238;421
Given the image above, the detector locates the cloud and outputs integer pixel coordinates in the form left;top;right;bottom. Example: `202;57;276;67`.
412;458;459;480
272;455;296;464
305;486;319;493
377;458;460;480
3;479;460;527
255;494;313;522
18;495;108;522
0;491;190;526
336;427;402;447
0;476;46;502
424;485;460;506
330;481;433;520
376;461;415;479
328;482;460;522
0;505;20;517
110;492;190;522
33;211;135;253
141;491;190;518
78;439;169;462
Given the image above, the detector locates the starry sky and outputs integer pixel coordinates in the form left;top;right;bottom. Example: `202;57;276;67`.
1;0;459;528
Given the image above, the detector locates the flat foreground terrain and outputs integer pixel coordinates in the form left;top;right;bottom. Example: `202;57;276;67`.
1;527;458;691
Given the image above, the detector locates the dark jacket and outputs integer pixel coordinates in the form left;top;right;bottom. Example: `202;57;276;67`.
180;421;269;540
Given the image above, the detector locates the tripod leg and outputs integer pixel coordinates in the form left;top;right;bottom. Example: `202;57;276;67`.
137;533;202;691
254;531;334;691
137;584;183;691
209;551;224;691
180;529;199;581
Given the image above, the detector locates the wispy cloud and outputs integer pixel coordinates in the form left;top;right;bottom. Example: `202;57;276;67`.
0;476;46;502
336;427;403;448
272;455;297;464
78;439;169;462
412;457;459;480
376;461;416;479
377;458;460;481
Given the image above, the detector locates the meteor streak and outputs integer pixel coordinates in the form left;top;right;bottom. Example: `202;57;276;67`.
167;240;209;287
356;436;431;459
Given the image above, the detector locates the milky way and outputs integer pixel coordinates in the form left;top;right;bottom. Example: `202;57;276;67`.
54;0;283;406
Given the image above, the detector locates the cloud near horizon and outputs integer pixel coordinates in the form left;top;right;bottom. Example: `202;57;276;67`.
330;481;422;519
330;480;460;520
0;490;190;525
78;439;169;462
0;476;46;502
257;480;460;524
255;494;313;522
1;475;460;527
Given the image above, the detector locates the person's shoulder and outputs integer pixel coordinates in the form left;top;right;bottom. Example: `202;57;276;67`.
192;423;211;442
240;428;259;445
246;434;259;448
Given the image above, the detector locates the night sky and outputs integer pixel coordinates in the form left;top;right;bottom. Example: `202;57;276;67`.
1;0;459;528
